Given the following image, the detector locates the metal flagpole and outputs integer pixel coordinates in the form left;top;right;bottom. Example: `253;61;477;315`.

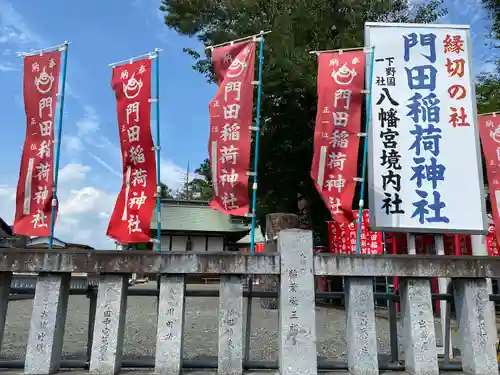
154;48;162;252
16;42;72;58
355;46;376;255
205;30;271;51
243;30;267;366
48;41;70;249
249;30;266;254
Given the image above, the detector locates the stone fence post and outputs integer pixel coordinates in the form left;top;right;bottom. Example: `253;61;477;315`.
278;229;317;375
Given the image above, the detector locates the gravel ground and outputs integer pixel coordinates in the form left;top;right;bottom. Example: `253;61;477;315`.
0;284;461;362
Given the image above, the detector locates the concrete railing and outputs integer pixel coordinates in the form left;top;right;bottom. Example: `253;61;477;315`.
0;229;499;374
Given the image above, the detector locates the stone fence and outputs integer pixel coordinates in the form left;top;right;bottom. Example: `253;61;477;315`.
0;229;499;374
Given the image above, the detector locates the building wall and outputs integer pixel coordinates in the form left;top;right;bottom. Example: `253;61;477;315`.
160;234;225;251
191;236;206;251
207;237;223;252
171;236;189;251
160;236;171;251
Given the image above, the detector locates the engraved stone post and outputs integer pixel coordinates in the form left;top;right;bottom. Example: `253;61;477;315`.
400;278;439;375
0;272;11;353
25;273;71;375
260;213;300;309
278;229;317;375
218;275;244;375
453;279;498;375
345;277;378;375
155;275;186;375
89;274;128;375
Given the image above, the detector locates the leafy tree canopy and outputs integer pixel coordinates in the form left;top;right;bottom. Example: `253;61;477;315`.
477;0;500;114
482;0;500;42
159;182;174;198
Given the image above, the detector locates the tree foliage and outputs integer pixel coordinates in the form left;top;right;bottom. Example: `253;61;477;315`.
159;0;446;244
477;0;500;114
159;182;174;198
483;0;500;41
188;158;213;200
169;159;213;201
476;72;500;114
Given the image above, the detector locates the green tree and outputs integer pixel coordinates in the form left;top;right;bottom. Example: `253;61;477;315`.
159;182;174;198
189;158;213;200
477;0;500;114
476;72;500;114
174;159;213;200
477;0;500;214
159;0;446;244
482;0;500;41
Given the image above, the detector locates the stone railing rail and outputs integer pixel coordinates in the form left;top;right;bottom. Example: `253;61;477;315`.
0;229;498;375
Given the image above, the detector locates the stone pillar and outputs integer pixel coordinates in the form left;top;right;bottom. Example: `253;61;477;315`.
25;273;71;375
278;229;317;375
218;275;244;375
345;277;378;375
89;274;128;375
471;235;495;308
453;279;498;375
155;275;186;375
400;278;439;375
0;272;11;353
260;213;300;309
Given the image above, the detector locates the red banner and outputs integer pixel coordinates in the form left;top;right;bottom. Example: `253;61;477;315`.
14;52;61;236
311;51;364;224
208;41;256;215
328;210;383;254
107;59;156;243
479;114;500;244
385;233;472;255
487;223;499;256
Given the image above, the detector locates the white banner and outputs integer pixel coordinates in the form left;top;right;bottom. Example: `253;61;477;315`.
365;22;487;233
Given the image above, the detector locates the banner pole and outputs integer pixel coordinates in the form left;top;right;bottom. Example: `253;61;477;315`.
205;30;271;51
154;48;162;252
355;47;375;255
249;31;265;254
48;41;69;249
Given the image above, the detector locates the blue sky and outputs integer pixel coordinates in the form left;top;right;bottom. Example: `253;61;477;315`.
0;0;496;249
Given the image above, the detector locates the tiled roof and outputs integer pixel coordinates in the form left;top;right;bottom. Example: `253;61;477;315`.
236;227;266;244
151;199;251;234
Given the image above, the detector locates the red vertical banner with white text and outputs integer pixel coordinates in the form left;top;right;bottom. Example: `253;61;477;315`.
208;41;256;215
107;59;157;243
479;114;500;244
327;210;383;254
311;51;365;223
14;52;61;236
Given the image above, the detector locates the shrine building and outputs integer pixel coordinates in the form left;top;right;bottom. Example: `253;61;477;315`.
150;199;251;251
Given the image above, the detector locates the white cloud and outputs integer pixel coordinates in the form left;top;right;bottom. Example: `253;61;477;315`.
0;185;15;202
0;0;45;49
87;152;121;178
76;106;100;136
59;186;112;216
64;135;84;153
58;163;91;184
64;82;80;100
56;186;117;249
0;179;117;249
160;157;192;190
0;61;17;72
70;105;190;190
